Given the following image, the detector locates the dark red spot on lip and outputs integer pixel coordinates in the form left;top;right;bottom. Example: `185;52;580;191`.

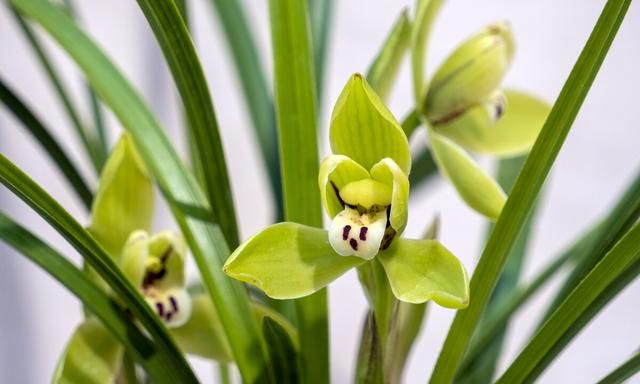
349;238;358;251
166;312;173;322
342;225;351;240
156;302;164;317
359;227;368;241
169;296;178;312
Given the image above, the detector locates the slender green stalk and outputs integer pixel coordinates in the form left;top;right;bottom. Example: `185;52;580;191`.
496;223;640;383
0;212;175;382
268;1;328;382
429;1;632;382
9;1;270;381
597;350;640;384
408;148;438;189
0;155;197;382
0;78;93;209
9;6;104;172
135;0;239;247
208;0;282;218
121;351;140;384
542;170;640;320
401;108;422;138
411;0;445;104
308;0;333;106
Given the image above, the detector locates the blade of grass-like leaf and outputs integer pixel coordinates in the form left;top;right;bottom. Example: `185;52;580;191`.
62;0;109;158
0;155;197;383
0;78;93;209
541;170;640;322
429;1;632;382
459;221;601;374
411;0;445;104
308;0;332;106
208;0;282;218
496;222;640;383
366;9;411;102
457;156;538;383
597;350;640;384
135;0;239;247
354;312;384;384
8;6;104;172
0;212;174;382
9;1;269;381
268;1;328;383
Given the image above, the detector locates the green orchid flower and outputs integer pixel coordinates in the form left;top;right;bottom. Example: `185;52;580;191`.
54;134;295;383
225;74;469;309
418;22;550;219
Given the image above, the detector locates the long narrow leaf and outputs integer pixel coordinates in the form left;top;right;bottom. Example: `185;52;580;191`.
135;0;239;247
308;0;333;106
597;350;640;384
460;221;603;373
0;212;171;381
457;156;539;383
9;6;104;172
542;170;640;320
0;155;197;382
0;78;93;209
429;1;633;382
268;1;328;382
9;1;269;381
496;223;640;383
366;9;412;102
411;0;445;104
208;0;282;217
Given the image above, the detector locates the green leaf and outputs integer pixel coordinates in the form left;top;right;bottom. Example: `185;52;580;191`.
411;0;445;103
225;222;364;299
268;0;329;382
331;74;411;173
597;350;640;384
366;9;412;101
456;155;540;383
318;154;370;218
542;170;640;321
0;155;197;383
8;1;269;380
370;158;410;233
0;78;93;209
135;0;239;247
89;134;154;258
171;293;233;361
461;170;640;376
53;318;123;384
207;0;281;216
429;1;632;380
496;223;640;383
0;212;173;382
428;127;506;219
436;90;550;157
308;0;333;105
262;317;301;384
9;6;104;172
425;23;514;123
378;238;469;308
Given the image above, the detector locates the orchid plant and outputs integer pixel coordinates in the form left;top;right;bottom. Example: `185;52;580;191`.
0;0;636;383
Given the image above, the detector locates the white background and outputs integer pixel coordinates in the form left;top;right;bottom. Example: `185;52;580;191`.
1;1;640;383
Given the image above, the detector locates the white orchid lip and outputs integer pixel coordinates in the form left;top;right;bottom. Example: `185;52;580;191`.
329;207;387;260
